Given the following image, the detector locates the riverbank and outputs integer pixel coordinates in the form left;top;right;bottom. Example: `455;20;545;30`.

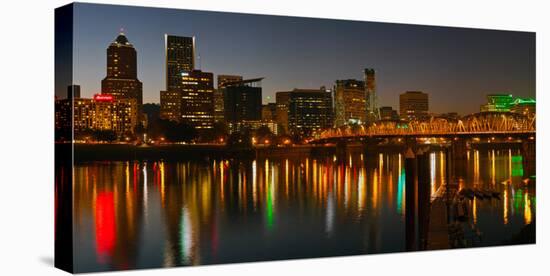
60;143;403;162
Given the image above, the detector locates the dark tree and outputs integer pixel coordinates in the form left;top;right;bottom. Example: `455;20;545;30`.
200;121;229;142
165;122;197;142
227;127;252;148
142;103;161;123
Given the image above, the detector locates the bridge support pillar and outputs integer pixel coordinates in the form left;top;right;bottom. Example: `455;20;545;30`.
450;138;467;160
335;140;347;164
405;148;417;251
521;138;536;179
417;149;431;250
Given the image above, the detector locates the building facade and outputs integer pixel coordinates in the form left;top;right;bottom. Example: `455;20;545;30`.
480;94;515;112
399;91;429;120
286;89;333;138
379;106;399;121
160;70;214;129
215;75;243;123
275;91;291;135
218;75;243;89
56;94;137;139
364;68;378;120
223;78;263;128
261;103;277;121
101;32;143;126
165;35;195;91
334;79;366;127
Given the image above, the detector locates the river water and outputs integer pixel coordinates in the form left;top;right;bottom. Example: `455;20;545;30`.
69;147;535;272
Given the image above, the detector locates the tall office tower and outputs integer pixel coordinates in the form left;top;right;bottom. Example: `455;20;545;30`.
101;32;143;125
364;68;378;120
284;88;333;138
160;70;214;129
165;35;195;91
223;78;263;125
399;91;429;120
334;79;367;127
214;75;243;122
275;91;291;135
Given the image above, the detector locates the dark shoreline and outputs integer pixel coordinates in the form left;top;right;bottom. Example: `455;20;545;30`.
57;142;526;163
60;143;401;162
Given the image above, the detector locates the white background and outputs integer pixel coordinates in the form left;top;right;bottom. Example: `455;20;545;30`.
0;0;548;275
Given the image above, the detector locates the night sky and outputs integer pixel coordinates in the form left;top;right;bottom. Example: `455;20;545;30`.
70;3;535;115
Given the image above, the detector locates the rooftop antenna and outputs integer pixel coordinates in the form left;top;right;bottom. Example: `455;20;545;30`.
119;27;125;34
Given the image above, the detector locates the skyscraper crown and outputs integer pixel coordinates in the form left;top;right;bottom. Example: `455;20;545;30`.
114;32;131;46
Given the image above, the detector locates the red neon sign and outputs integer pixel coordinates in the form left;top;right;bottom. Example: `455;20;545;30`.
94;94;114;102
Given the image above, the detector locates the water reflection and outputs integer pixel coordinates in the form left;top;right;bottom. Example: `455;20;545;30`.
71;148;535;272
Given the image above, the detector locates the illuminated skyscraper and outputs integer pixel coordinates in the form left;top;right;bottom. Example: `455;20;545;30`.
161;35;214;129
101;32;143;125
285;88;333;137
364;68;378;120
165;35;195;91
160;70;214;129
399;91;429;120
334;79;366;127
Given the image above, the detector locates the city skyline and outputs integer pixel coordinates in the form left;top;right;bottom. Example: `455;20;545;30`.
64;3;535;115
54;4;536;273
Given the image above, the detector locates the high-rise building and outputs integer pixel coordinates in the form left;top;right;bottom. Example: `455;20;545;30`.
285;88;333;137
334;79;366;127
214;75;243;123
101;32;143;125
223;78;263;125
399;91;429;120
165;35;195;91
379;106;399;120
480;94;515;112
160;70;214;129
364;68;378;120
275;91;291;134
